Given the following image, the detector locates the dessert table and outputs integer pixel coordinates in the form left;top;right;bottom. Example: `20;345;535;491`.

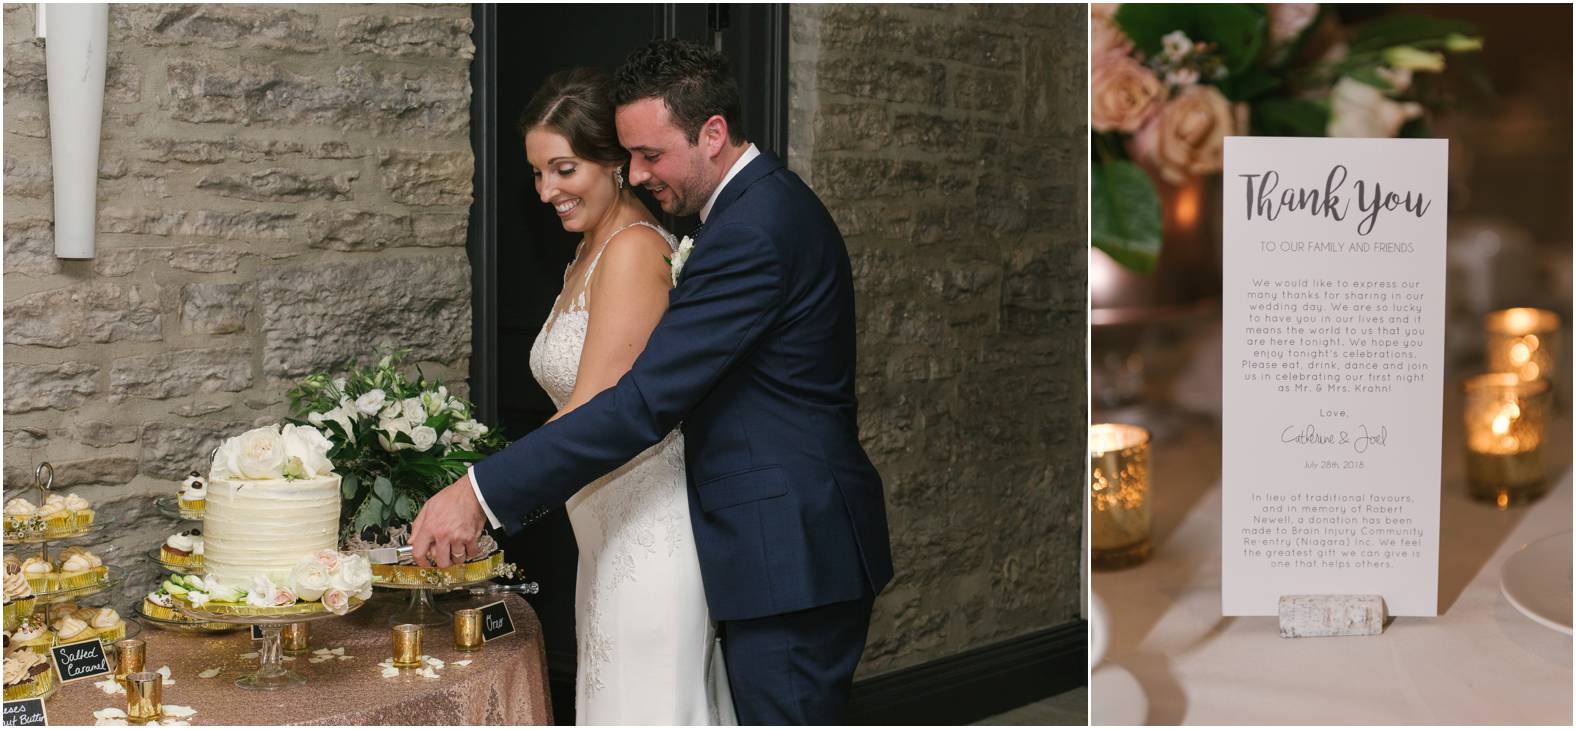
1092;321;1573;725
43;593;552;725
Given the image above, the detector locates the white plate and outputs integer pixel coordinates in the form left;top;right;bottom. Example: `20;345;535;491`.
1090;663;1148;726
1500;531;1573;635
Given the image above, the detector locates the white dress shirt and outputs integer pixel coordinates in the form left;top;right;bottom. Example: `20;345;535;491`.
470;142;762;530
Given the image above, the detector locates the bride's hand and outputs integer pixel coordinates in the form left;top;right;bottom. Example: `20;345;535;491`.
409;473;485;568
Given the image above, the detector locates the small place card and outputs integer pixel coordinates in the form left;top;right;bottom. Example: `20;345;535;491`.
478;600;515;642
1222;136;1447;617
2;697;48;726
50;638;112;684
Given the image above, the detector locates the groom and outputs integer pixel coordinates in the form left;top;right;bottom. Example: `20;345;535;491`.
412;39;893;723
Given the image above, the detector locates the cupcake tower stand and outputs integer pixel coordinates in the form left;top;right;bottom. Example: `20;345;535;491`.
139;495;244;634
4;463;125;625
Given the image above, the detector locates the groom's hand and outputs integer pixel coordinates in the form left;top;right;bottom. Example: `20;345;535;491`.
410;473;485;568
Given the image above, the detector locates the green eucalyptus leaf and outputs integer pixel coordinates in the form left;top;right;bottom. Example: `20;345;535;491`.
395;494;417;520
1091;161;1162;274
373;476;394;503
341;474;359;501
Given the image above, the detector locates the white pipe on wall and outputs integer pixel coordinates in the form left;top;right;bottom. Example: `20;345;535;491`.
43;3;109;259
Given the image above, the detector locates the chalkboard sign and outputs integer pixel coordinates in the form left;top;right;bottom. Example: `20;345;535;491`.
479;600;515;642
251;624;264;640
2;697;47;726
50;638;111;684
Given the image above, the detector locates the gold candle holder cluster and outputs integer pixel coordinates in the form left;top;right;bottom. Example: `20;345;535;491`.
392;623;423;668
1485;308;1560;383
454;608;483;652
1090;423;1152;569
1464;374;1552;508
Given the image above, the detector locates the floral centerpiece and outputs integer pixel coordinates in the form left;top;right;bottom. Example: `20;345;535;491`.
169;550;374;616
1091;4;1483;272
286;351;508;540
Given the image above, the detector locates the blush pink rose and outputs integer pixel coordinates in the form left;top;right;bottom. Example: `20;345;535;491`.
1129;85;1236;184
1091;52;1164;133
1090;4;1133;58
322;588;350;615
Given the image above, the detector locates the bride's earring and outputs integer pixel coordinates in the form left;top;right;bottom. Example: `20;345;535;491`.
614;168;625;191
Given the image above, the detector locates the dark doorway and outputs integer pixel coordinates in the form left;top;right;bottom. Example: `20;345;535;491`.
468;5;787;722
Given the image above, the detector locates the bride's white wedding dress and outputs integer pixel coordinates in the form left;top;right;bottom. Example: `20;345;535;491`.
528;220;736;726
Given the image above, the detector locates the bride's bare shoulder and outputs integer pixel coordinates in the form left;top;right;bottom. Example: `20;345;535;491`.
593;222;673;286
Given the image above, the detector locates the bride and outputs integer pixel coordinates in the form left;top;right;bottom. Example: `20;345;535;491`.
508;68;734;725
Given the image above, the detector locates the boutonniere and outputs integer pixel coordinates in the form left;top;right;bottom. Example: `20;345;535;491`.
664;236;695;287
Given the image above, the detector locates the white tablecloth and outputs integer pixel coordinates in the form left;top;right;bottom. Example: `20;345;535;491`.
1092;420;1572;726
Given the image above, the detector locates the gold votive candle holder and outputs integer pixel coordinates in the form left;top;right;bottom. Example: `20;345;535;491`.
1464;373;1552;508
114;638;145;683
1485;308;1560;382
453;608;483;652
1090;423;1152;569
126;670;162;723
281;622;310;654
391;623;423;668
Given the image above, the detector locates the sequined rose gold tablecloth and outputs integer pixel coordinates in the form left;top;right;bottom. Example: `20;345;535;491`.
43;593;552;725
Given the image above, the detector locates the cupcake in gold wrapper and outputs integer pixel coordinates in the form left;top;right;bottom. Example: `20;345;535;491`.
19;557;53;594
52;615;97;644
34;499;72;535
56;551;104;591
89;607;126;644
10;617;53;652
160;530;204;569
64;493;95;529
3;573;34;631
2;648;54;700
4;498;41;539
178;471;207;515
142;592;185;622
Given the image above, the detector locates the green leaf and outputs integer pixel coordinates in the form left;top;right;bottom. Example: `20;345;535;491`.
1250;98;1329;137
1091;161;1162;274
341;473;359;501
373;476;394;504
394;494;417;521
1217;66;1280;102
1115;4;1267;73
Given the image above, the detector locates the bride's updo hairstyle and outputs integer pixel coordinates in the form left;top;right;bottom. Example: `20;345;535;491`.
519;68;629;169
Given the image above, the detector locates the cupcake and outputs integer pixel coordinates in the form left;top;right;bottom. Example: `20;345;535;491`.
3;573;34;631
19;557;53;594
142;590;182;622
52;616;95;645
33;500;70;534
64;493;94;529
56;550;104;590
179;471;207;514
3;498;38;537
89;608;125;644
10;617;52;651
2;648;54;701
161;529;203;568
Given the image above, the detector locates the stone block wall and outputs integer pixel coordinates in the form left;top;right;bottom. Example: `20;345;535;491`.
788;4;1088;676
2;4;476;605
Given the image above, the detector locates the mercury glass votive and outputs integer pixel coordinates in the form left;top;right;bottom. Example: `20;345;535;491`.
126;671;162;723
1485;308;1560;382
453;609;483;652
281;622;310;654
1090;423;1152;569
391;623;423;668
114;638;145;684
1464;373;1552;508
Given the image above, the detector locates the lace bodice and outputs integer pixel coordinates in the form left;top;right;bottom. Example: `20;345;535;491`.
529;220;678;407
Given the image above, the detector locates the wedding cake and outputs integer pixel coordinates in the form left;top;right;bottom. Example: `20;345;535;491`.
202;424;342;588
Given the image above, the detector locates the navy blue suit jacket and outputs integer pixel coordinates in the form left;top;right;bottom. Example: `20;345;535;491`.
476;151;893;621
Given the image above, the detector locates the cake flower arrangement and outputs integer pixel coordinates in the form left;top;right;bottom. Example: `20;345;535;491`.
285;350;508;539
171;550;373;617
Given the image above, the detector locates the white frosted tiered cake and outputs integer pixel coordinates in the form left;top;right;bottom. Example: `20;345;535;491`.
202;475;341;587
200;423;343;589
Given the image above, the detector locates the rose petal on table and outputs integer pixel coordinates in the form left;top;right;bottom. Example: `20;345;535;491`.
380;666;400;678
416;667;440;679
313;649;332;655
240;651;259;659
452;659;472;667
93;708;128;720
94;677;127;695
198;667;222;678
162;705;197;718
337;654;354;660
425;656;444;669
330;647;345;655
309;656;331;663
94;719;128;726
282;655;296;662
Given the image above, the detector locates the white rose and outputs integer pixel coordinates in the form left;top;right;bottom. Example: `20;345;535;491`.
322;407;358;446
1328;76;1422;138
210;437;243;480
330;554;374;600
355;389;387;417
280;424;335;478
233;426;288;480
321;588;350;615
411;426;438;452
288;560;332;602
247;576;278;608
307;411;325;426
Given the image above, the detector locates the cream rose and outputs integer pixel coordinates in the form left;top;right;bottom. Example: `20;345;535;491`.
280;424;335;478
1091;52;1164;133
231;426;288;480
355;389;387;417
1130;84;1235;184
330;554;374;600
1327;76;1421;139
288;561;332;602
410;426;438;452
321;588;351;615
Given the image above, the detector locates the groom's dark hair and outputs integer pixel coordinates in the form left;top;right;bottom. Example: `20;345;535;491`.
614;39;746;145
